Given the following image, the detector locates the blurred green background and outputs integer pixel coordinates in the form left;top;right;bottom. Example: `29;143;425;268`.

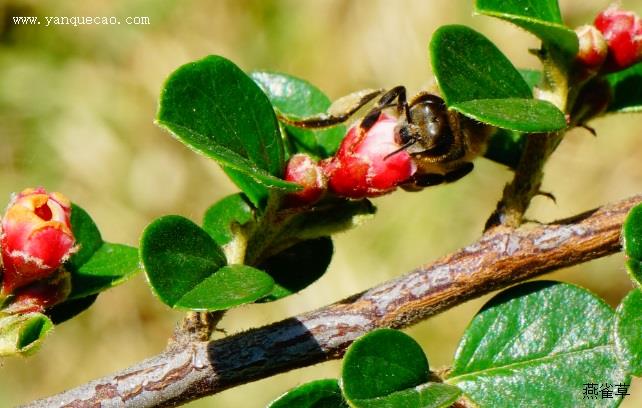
1;0;642;406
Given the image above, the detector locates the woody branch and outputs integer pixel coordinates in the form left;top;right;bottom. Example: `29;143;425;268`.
23;193;641;408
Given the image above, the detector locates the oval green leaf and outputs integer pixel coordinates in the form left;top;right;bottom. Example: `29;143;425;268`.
140;215;227;307
252;71;346;158
174;264;274;310
519;69;543;90
615;288;642;376
69;243;140;299
157;55;296;192
606;62;642;113
203;193;255;247
67;203;103;269
341;329;429;401
447;281;628;408
258;237;333;302
287;198;377;241
625;259;642;288
0;313;53;357
430;25;531;105
475;0;578;56
451;98;566;132
349;382;461;408
267;379;348;408
66;205;140;300
483;128;525;169
622;203;642;261
48;294;98;325
222;167;272;210
481;69;542;168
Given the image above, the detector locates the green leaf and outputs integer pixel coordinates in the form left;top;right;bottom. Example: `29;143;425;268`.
451;99;566;132
223;167;270;210
614;289;642;376
258;237;333;302
140;215;227;307
606;62;642;113
447;281;628;407
65;205;140;300
251;71;346;158
483;128;525;169
342;329;429;401
287;198;377;241
267;379;348;408
0;313;53;356
69;243;140;299
430;25;532;105
157;55;297;192
519;69;542;90
349;383;462;408
47;295;98;325
482;70;542;168
475;0;579;56
203;193;255;247
622;203;642;261
478;0;563;23
68;204;103;269
174;264;274;310
625;259;642;289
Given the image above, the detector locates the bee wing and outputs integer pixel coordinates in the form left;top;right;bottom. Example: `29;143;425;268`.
277;88;384;129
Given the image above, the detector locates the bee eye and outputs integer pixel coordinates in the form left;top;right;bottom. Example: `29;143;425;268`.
427;116;444;138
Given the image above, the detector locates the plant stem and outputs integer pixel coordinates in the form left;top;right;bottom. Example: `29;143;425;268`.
485;131;564;229
167;311;224;351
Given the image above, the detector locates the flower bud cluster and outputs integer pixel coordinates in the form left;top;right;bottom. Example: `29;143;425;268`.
577;4;642;71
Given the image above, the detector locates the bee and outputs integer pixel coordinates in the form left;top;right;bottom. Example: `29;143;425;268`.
278;86;493;191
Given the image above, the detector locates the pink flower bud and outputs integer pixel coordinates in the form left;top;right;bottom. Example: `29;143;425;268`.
283;154;327;207
594;4;642;70
323;113;416;199
575;25;608;68
1;188;75;294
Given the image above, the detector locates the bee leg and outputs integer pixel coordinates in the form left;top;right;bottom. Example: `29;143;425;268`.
402;162;475;191
443;162;474;183
360;86;410;131
406;173;446;188
278;89;384;129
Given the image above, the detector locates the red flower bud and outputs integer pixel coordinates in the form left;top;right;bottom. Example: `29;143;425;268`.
1;188;75;294
594;4;642;70
323;113;416;199
575;25;608;68
283;154;327;207
2;271;71;314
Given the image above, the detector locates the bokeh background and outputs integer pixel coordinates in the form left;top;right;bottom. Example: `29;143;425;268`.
1;0;642;406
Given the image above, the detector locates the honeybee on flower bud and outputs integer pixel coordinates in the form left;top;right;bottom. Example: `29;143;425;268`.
280;86;493;200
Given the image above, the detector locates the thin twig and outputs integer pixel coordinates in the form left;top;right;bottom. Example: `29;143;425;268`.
167;311;225;352
485;132;563;230
22;193;641;408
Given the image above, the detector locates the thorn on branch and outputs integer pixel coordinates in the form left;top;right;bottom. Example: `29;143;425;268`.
536;190;557;203
580;124;598;136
